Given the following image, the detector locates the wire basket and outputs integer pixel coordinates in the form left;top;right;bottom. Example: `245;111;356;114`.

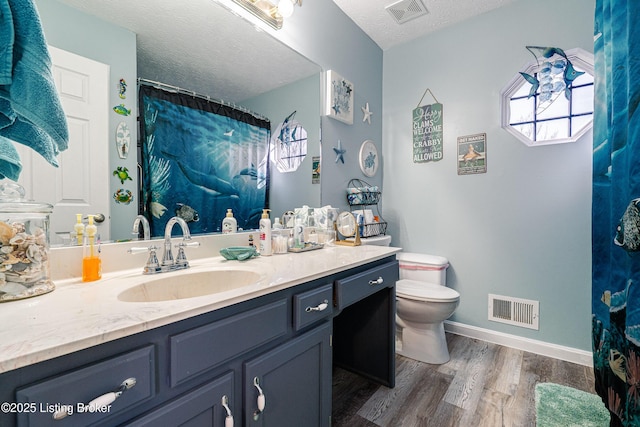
346;179;380;206
361;221;387;237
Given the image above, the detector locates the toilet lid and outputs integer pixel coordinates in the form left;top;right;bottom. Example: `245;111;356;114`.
396;279;460;303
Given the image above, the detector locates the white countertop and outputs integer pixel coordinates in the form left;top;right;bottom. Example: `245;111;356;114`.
0;244;400;374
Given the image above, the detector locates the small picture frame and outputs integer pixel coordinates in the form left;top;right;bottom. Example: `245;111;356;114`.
325;70;354;125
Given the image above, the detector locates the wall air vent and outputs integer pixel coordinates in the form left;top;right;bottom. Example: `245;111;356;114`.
385;0;429;25
488;294;539;330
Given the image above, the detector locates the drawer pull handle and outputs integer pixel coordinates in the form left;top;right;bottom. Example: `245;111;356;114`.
222;395;234;427
369;276;384;286
305;299;329;312
253;377;266;420
53;377;136;420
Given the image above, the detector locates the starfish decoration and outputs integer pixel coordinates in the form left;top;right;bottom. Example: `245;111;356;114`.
333;139;346;164
361;102;372;124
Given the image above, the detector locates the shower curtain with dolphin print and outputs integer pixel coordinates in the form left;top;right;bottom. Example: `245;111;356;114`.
592;1;640;425
139;85;270;237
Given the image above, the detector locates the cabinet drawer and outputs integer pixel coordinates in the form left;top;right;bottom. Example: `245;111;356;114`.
293;283;333;331
334;260;399;310
16;346;155;427
170;298;288;387
127;371;234;427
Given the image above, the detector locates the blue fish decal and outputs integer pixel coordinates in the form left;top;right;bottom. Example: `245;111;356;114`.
519;72;540;98
113;104;131;116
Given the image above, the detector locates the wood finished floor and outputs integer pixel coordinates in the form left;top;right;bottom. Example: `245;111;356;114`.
332;333;596;427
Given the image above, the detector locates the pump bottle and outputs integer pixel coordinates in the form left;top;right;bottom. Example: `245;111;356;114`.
74;213;84;246
259;209;272;256
222;209;237;234
82;214;102;282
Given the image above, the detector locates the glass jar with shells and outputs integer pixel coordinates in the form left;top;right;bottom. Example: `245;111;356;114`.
0;182;54;302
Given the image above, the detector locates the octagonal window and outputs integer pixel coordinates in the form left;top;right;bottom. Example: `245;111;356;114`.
501;48;594;146
270;111;308;173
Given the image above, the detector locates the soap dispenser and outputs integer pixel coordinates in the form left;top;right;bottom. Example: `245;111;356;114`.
74;213;84;246
82;214;102;282
259;209;272;256
222;209;237;234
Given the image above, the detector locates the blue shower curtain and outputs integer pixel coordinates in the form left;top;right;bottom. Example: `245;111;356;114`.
139;85;270;237
592;1;640;425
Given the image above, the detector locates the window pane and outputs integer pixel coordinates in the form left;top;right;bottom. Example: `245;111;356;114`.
513;123;534;141
572;85;594;115
538;92;569;120
510;97;534;123
571;114;593;136
572;70;593;86
537;118;569;141
513;83;532;98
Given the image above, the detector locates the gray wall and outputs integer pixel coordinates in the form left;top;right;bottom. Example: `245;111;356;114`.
35;0;138;242
382;0;594;351
271;2;384;211
242;73;322;218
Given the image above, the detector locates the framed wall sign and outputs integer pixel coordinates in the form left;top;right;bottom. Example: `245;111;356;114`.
325;70;354;125
457;133;487;175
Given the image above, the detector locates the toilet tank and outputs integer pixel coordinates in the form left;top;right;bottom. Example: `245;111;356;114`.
396;252;449;285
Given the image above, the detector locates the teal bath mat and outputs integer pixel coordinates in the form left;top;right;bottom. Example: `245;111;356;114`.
535;383;610;427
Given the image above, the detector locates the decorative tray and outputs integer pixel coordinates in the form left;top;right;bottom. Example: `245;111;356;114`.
288;242;324;253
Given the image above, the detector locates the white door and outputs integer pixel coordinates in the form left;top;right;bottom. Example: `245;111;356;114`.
15;46;110;245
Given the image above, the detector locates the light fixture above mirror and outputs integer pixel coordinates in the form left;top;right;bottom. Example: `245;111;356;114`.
231;0;301;30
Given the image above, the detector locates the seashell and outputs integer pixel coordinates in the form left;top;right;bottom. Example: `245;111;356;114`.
0;221;14;245
10;233;30;249
2;253;20;265
11;262;28;272
0;281;27;294
0;245;12;254
26;244;43;263
11;222;25;233
34;230;47;247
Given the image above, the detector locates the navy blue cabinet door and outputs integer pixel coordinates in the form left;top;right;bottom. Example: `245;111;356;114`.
243;322;332;427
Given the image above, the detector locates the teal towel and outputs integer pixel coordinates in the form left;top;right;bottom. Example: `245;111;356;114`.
0;135;21;180
0;0;13;85
0;0;69;177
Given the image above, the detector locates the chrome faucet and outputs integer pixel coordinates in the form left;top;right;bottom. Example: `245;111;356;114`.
128;216;199;274
132;215;150;241
162;216;193;267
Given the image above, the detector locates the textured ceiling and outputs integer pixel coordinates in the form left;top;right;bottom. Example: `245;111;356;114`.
56;0;320;103
53;0;515;103
333;0;516;50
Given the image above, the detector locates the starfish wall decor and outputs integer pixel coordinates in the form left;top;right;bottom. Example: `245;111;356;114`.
333;140;346;164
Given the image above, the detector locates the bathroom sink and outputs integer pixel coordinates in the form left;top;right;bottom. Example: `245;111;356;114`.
117;269;262;302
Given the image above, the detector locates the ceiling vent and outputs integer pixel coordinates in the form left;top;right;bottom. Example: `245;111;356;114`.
385;0;429;25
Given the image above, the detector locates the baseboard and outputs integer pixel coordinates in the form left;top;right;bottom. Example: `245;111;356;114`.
444;320;593;367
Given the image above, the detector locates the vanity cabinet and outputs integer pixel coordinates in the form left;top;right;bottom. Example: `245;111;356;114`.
0;255;397;427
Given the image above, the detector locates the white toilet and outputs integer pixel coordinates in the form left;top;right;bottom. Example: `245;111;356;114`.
358;235;460;364
395;252;459;364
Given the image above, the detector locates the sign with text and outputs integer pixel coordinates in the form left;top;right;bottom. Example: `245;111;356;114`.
457;133;487;175
412;103;443;163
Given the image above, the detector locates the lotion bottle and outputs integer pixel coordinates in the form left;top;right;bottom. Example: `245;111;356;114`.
259;209;272;256
82;214;102;282
74;213;84;246
222;209;237;234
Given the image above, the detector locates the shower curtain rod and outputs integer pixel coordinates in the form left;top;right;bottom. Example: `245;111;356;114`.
137;78;269;122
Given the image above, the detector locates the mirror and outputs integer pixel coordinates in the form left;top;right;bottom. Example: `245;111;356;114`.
30;0;322;244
